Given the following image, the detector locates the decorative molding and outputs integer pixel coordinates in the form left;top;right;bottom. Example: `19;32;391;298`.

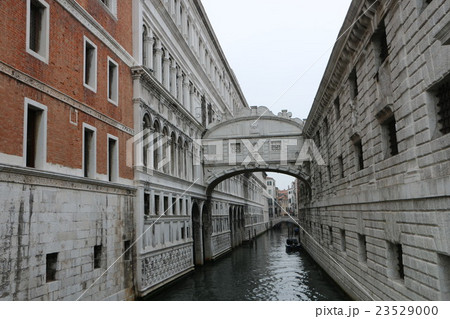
0;61;134;135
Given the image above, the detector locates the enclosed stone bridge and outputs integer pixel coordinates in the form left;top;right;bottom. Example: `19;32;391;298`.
202;106;315;196
271;216;300;227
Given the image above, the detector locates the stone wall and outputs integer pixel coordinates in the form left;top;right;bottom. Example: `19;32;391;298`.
300;0;450;301
0;166;135;301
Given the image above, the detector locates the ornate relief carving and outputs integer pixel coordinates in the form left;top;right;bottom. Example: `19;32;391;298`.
141;244;193;291
212;233;231;257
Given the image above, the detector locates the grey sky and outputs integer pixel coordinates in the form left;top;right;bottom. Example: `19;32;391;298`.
201;0;352;190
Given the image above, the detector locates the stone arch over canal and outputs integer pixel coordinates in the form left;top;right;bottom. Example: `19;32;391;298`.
197;107;317;264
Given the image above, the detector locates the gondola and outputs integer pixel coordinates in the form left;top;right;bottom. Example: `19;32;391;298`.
285;238;301;252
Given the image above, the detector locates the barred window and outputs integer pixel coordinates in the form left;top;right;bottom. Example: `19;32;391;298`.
436;80;450;135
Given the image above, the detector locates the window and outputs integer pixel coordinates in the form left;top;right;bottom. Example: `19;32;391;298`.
338;155;344;178
124;240;131;262
230;142;241;154
437;254;450;300
372;20;389;67
83;124;96;178
83;37;97;92
94;245;102;269
107;135;118;182
328;226;333;246
27;0;49;63
98;0;117;16
107;58;119;105
340;229;346;252
383;115;399;157
420;0;433;12
163;196;169;214
434;78;450;135
334;97;341;120
387;242;405;280
179;198;183;215
323;117;329;136
352;134;364;171
24;98;47;169
315;131;321;148
144;193;150;215
172;197;177;215
358;234;368;263
46;253;58;282
154;195;160;215
349;68;358;100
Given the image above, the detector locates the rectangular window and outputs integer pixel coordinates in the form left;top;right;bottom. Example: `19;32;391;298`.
27;0;49;63
387;242;405;280
99;0;117;16
372;20;389;67
124;240;131;262
382;115;399;157
154;195;160;215
181;227;185;240
179;198;183;214
144;193;150;215
352;135;364;171
172;197;177;215
328;226;333;246
358;234;368;263
107;135;118;182
46;253;58;282
163;196;169;214
107;57;119;105
340;229;346;252
438;254;450;300
435;78;450;135
94;245;102;269
230;142;241;153
349;68;358;100
334;96;341;120
83;124;96;178
338;155;344;178
24;98;47;169
84;37;97;92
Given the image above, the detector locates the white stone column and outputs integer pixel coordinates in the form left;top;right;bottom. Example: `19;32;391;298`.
144;30;154;70
177;69;183;102
182;11;188;38
154;40;163;83
168;193;174;215
159;193;164;215
189;85;195;114
169;0;175;17
175;0;181;27
183;75;191;111
150;189;155;215
163;52;171;90
170;60;177;97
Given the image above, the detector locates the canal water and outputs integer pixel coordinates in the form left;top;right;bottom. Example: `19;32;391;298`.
145;224;351;301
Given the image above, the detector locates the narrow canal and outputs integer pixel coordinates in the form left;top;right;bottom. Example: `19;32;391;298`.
145;224;351;301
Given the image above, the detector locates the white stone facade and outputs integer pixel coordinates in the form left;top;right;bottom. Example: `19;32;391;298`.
300;0;450;301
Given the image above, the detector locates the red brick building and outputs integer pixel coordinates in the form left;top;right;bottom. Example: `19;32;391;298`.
0;0;135;301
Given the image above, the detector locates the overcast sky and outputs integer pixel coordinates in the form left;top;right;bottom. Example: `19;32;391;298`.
201;0;352;189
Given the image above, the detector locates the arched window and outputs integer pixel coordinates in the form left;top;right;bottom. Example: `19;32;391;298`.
171;132;177;175
153;120;160;171
142;114;151;167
